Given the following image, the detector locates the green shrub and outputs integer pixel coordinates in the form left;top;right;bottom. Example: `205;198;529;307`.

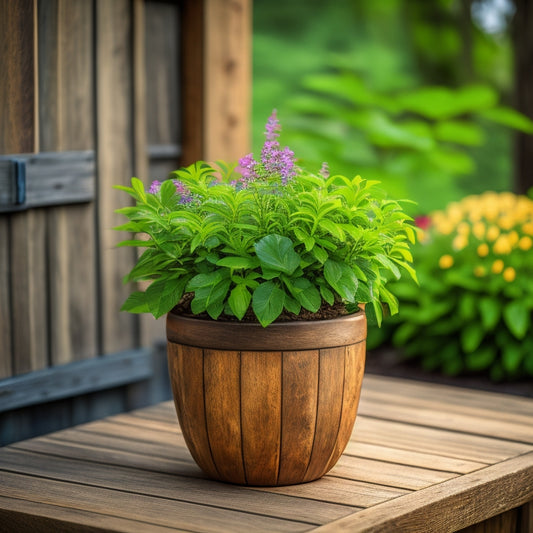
389;192;533;380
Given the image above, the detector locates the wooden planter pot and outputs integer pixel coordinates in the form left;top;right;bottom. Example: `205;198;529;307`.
166;310;367;486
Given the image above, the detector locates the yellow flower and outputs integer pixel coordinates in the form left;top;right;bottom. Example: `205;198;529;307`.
522;222;533;235
439;254;454;269
477;243;489;257
472;222;485;240
493;235;512;255
508;231;519;247
474;265;486;277
452;234;468;251
503;266;516;282
457;222;470;235
491;259;504;274
519;236;533;251
499;215;515;231
486;225;500;242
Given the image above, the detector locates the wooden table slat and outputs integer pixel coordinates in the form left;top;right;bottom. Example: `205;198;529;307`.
1;374;532;532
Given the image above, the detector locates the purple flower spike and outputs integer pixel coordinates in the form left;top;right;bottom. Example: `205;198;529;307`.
149;180;162;194
237;153;259;184
319;162;329;179
173;179;193;204
264;109;281;143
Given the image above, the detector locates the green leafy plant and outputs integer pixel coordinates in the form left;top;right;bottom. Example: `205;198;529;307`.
115;111;417;327
388;192;533;380
283;68;533;212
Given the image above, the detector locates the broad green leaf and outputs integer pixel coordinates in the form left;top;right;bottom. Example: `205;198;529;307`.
320;285;335;305
252;282;285;327
375;254;401;279
187;271;224;291
480;107;533;134
465;347;496;371
318;219;345;241
433;121;484;146
228;284;251;320
291;278;321;312
191;278;231;316
145;277;186;318
461;322;485;353
458;293;477;321
284;295;301;315
324;259;358;302
131;177;147;201
502;344;524;374
216;256;259;269
379;285;399;315
120;291;150;314
254;234;300;275
160;179;177;206
311;245;328;264
479;297;500;331
503;300;530;339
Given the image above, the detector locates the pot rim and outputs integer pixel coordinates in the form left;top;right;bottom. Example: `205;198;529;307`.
166;310;367;351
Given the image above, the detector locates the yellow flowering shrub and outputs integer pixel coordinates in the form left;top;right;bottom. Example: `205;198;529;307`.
388;191;533;380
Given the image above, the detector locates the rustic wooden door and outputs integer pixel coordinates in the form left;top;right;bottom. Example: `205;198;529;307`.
0;0;250;444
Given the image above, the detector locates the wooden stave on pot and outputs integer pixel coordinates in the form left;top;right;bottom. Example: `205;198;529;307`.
166;310;367;486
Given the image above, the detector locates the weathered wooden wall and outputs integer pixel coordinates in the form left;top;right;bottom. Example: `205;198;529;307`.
0;0;251;445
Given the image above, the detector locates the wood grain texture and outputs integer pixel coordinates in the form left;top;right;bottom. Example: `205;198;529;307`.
204;0;251;161
167;314;367;486
325;342;366;472
180;0;204;165
0;220;11;378
167;311;367;350
10;209;48;374
138;0;168;347
0;376;533;531
204;348;246;484
37;0;98;366
303;347;345;482
277;350;319;485
315;452;533;533
241;350;282;485
96;0;139;354
167;342;219;479
0;0;36;155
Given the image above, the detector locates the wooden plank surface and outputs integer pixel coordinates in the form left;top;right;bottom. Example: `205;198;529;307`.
96;0;139;355
0;375;532;532
204;0;251;162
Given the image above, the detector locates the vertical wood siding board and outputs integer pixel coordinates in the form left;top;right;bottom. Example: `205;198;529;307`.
1;0;42;376
204;0;251;162
95;0;138;354
11;209;49;375
180;0;204;164
135;0;165;347
0;0;36;155
39;0;98;364
0;220;13;378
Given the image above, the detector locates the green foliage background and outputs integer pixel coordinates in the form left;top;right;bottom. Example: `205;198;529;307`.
252;0;524;214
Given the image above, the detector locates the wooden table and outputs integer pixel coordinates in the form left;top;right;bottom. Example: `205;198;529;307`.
1;374;532;532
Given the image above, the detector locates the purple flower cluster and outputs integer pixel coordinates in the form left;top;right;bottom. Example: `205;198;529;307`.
148;179;193;204
319;162;330;179
236;110;296;187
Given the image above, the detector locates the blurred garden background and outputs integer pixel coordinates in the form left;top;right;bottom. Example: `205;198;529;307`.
252;0;533;386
